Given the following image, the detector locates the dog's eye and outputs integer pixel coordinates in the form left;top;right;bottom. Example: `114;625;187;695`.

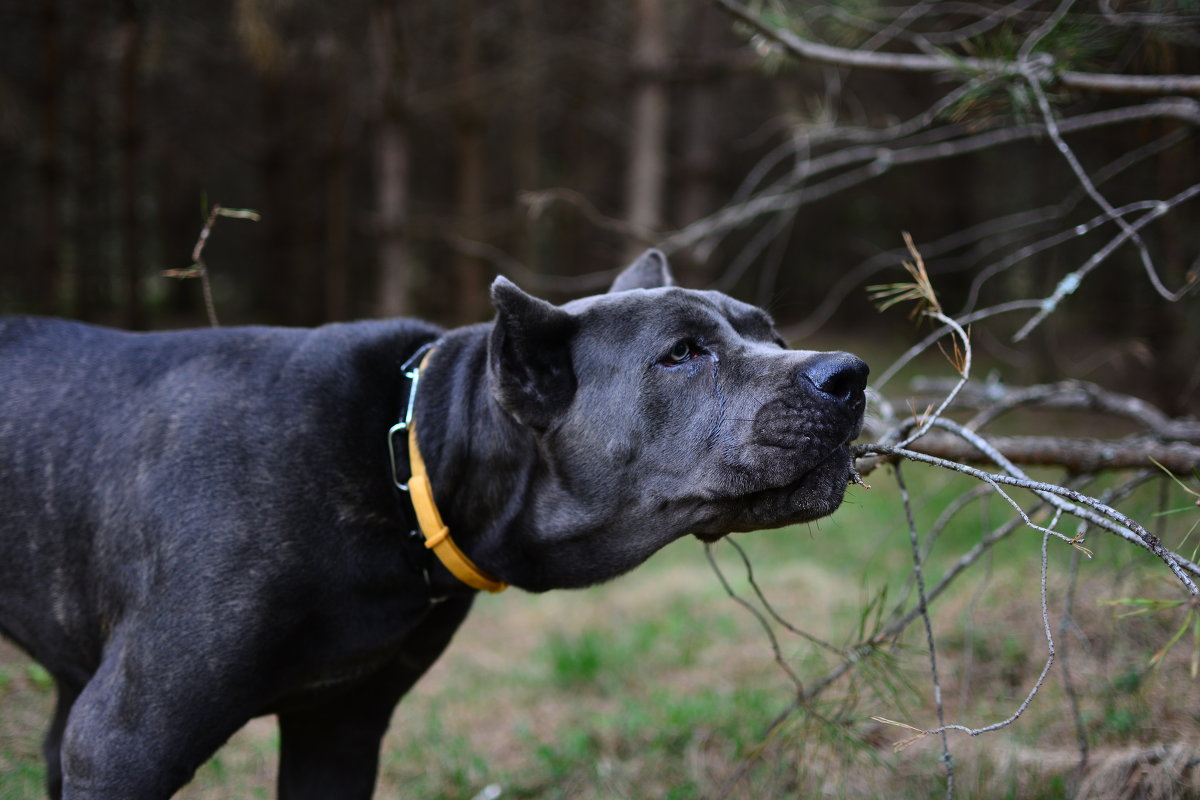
662;340;699;365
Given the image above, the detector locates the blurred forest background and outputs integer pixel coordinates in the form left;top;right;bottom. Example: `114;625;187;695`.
4;3;1200;797
1;0;1197;414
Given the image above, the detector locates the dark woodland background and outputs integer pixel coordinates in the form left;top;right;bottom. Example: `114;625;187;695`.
1;0;1197;411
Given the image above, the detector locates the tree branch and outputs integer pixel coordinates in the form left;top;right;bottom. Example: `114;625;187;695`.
663;100;1200;252
908;378;1200;445
715;0;1200;96
887;432;1200;475
852;442;1200;593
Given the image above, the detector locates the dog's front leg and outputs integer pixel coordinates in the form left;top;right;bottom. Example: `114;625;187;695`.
276;597;473;800
57;629;260;800
42;676;84;800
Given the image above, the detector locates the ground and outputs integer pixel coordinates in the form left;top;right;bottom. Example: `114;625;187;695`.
4;457;1200;799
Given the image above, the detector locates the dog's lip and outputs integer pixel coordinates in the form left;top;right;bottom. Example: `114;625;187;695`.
761;440;852;493
693;442;853;542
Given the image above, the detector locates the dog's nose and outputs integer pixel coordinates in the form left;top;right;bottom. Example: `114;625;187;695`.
800;352;869;405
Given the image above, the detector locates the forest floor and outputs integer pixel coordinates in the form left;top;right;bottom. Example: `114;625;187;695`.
4;455;1200;799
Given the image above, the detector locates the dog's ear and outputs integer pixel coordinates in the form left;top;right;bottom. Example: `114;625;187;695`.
488;276;578;430
608;249;675;292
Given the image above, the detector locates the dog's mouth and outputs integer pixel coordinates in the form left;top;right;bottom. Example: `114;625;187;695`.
693;438;858;542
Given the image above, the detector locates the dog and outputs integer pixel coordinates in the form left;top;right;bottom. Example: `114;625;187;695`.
0;250;867;799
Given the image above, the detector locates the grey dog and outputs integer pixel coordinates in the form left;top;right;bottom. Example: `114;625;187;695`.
0;250;867;799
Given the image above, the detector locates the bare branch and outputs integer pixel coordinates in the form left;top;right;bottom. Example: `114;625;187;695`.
664;100;1200;253
908;378;1200;445
162;204;261;328
806;0;1042;48
785;205;1059;340
892;432;1200;475
1058;70;1200;96
853;441;1200;593
704;543;808;695
715;0;1200;96
718;0;1016;76
520;188;656;245
895;461;956;794
961;126;1193;316
1020;67;1197;307
776;127;1190;338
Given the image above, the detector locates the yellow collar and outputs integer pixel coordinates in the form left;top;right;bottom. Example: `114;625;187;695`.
401;351;507;594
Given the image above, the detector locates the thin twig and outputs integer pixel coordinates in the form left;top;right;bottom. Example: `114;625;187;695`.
960;128;1194;315
896;461;955;796
871;300;1044;392
1060;546;1090;792
704;542;807;694
890;484;995;618
1012;179;1200;341
1018;66;1197;312
894;310;970;448
164;204;261;328
723;538;842;654
1016;0;1075;63
890;431;1200;476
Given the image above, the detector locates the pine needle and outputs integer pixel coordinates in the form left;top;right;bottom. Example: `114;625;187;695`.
867;232;942;317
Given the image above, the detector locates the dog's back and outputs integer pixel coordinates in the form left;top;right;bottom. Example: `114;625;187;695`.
1;318;291;670
0;316;431;678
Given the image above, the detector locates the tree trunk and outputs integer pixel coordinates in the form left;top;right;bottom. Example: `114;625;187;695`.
324;123;351;322
624;0;669;261
76;3;110;321
676;4;723;286
371;0;415;320
259;76;296;325
452;0;488;324
36;0;63;315
118;0;145;329
512;0;541;275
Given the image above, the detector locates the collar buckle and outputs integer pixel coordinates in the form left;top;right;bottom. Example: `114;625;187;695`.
389;342;435;492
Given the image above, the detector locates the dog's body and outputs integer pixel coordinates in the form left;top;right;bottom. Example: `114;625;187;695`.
0;252;867;799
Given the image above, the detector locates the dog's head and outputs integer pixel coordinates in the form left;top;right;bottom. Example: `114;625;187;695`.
487;250;867;589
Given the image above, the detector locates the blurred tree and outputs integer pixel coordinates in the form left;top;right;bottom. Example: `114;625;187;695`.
624;0;670;261
370;0;415;320
117;0;145;329
0;0;1195;413
35;0;63;316
452;0;488;324
73;0;111;322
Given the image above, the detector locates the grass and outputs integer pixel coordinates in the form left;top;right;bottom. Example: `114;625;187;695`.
3;464;1200;799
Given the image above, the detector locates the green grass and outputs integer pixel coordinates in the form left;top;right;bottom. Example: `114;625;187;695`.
0;763;45;800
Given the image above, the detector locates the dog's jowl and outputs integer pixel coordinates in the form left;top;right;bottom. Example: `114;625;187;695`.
0;250;867;799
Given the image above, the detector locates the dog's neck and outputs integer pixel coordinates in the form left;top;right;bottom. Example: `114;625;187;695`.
401;348;507;593
405;325;543;593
